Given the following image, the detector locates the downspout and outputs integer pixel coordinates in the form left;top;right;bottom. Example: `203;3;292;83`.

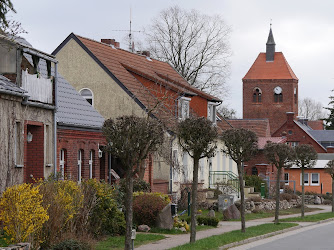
53;62;58;177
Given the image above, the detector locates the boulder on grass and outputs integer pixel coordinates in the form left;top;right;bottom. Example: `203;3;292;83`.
138;225;151;232
156;203;173;230
207;209;215;218
223;204;240;220
314;196;322;205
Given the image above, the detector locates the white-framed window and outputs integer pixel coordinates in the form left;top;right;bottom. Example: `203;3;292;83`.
45;124;52;166
60;149;65;179
287;141;299;148
183;152;188;182
216;150;221;171
200;158;204;181
207;102;218;124
300;173;309;186
80;88;94;106
172;150;179;182
78;150;83;183
284;173;289;185
14;121;23;167
89;150;93;179
178;97;191;120
311;173;320;186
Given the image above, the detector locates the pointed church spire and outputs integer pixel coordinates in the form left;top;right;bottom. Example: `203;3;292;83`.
266;24;276;62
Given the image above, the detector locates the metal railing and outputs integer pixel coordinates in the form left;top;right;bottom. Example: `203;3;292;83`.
209;171;240;194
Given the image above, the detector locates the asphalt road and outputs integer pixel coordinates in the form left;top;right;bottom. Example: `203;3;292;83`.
231;220;334;250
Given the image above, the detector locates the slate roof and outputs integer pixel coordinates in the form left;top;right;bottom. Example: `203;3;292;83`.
308;130;334;142
24;53;104;129
243;52;298;80
0;75;26;95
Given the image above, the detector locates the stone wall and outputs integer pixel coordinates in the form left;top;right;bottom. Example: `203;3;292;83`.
244;197;301;213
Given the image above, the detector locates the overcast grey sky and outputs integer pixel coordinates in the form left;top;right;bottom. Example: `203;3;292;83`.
11;0;334;117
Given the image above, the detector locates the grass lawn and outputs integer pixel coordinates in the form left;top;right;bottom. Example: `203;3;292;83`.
280;212;334;222
95;233;165;250
149;225;216;235
171;223;298;250
231;207;321;221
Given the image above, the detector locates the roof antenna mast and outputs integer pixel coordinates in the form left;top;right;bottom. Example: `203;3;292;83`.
129;8;134;52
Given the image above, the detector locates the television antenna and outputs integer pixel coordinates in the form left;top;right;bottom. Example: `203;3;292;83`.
112;8;143;52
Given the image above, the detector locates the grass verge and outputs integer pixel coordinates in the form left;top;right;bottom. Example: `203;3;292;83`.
95;233;165;250
231;207;320;221
280;212;334;222
172;223;298;250
149;225;215;235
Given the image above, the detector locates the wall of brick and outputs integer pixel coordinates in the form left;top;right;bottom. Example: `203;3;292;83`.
272;114;327;153
57;127;107;182
243;79;298;134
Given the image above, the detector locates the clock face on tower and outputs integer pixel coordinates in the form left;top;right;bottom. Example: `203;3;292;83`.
274;86;282;94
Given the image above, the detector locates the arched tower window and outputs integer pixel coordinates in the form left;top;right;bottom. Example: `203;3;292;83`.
80;88;93;106
252;88;262;103
274;93;283;103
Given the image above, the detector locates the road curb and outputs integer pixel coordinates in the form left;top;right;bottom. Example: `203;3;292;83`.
219;217;334;250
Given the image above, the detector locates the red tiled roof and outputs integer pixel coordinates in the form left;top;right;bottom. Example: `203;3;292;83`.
243;52;298;80
76;35;220;103
217;118;271;137
258;137;287;149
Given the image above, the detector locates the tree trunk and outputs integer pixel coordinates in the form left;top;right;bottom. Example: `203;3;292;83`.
301;167;305;218
332;178;334;213
124;169;134;250
237;162;246;233
275;167;281;224
190;157;200;243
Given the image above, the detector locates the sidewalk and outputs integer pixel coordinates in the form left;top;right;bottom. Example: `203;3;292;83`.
135;205;331;250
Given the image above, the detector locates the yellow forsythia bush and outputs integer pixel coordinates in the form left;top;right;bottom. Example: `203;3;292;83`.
0;183;49;244
133;191;171;203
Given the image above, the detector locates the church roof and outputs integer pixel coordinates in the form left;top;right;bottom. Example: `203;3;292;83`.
217;118;271;137
243;52;298;80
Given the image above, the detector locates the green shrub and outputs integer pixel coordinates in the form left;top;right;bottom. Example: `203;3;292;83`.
196;216;219;227
133;193;169;226
83;179;126;236
51;239;90;250
119;178;150;193
244;175;266;193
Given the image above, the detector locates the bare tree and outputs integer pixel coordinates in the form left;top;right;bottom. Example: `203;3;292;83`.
217;105;237;119
145;6;231;96
103;116;164;250
221;128;258;233
294;144;318;218
177;117;218;243
264;142;295;224
0;0;26;37
298;97;326;120
325;160;334;212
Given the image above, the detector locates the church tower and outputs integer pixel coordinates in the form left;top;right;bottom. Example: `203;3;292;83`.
242;26;299;134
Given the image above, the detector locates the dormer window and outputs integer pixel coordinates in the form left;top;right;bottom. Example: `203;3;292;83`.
178;97;190;120
208;102;217;124
80;88;93;106
252;88;262;103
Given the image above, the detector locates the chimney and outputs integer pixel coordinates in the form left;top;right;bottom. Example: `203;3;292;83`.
297;117;308;126
286;112;294;127
101;39;120;48
327;146;334;153
136;51;151;57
